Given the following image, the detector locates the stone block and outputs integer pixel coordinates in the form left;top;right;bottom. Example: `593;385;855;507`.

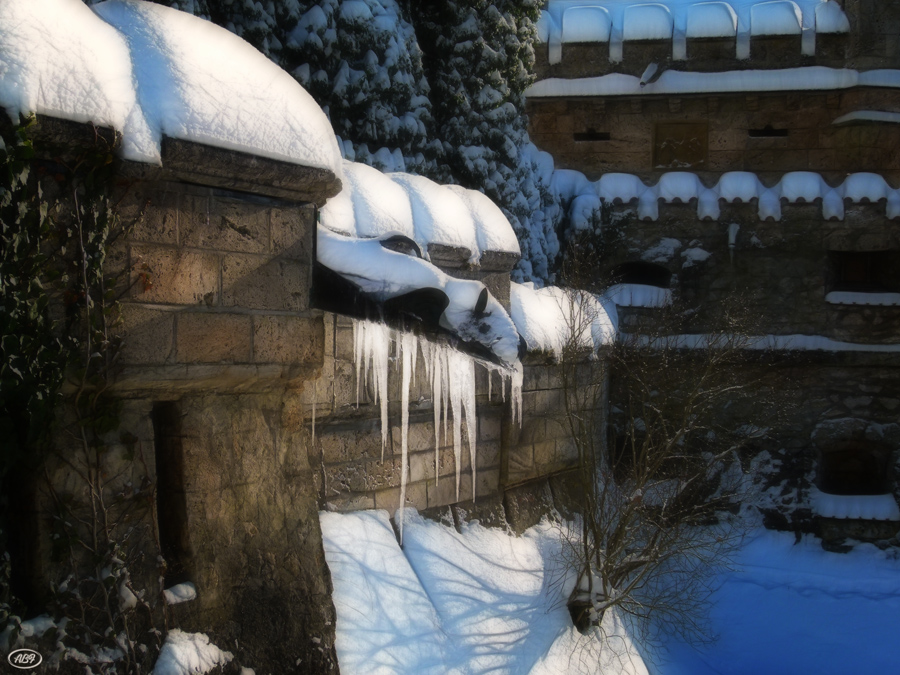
180;196;269;254
271;207;314;260
427;472;473;508
374;482;428;516
409;445;459;484
318;422;384;465
176;311;252;363
222;254;310;311
253;315;323;365
326;494;376;512
504;480;555;535
130;245;220;306
120;187;178;244
391;420;437;453
117;303;175;364
478;414;501;442
452;494;507;529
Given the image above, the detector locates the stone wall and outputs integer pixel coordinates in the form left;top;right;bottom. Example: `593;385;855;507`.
527;87;900;179
304;316;583;525
599;200;900;342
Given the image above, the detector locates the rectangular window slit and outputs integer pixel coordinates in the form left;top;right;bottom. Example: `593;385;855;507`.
748;127;788;137
574;131;611;142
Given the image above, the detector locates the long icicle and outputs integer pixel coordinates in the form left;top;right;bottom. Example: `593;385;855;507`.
398;332;417;544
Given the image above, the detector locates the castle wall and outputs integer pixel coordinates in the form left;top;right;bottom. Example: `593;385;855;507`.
527;88;900;179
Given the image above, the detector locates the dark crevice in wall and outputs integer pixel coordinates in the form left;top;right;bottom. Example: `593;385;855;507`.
152;401;192;587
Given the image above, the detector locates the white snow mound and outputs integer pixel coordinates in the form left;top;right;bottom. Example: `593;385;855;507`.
0;0;341;173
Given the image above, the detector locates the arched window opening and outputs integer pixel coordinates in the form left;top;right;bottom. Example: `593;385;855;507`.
818;443;892;496
609;261;672;288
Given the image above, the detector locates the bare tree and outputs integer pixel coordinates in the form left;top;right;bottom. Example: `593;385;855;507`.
555;288;788;647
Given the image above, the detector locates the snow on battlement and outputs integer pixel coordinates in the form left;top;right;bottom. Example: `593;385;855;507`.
527;67;900;99
321;160;521;262
537;0;850;62
811;487;900;521
0;0;341;173
510;282;617;358
551;169;900;224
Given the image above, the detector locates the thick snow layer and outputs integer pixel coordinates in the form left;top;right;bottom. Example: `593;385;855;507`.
539;0;848;62
0;0;341;170
518;167;900;223
604;284;673;308
163;582;197;605
626;332;900;352
390;173;480;260
833;110;900;125
825;290;900;306
152;630;232;675
810;488;900;520
510;282;617;358
321;509;648;675
448;186;522;257
93;1;341;171
318;227;520;366
657;529;900;674
321;162;519;259
0;0;152;157
527;67;886;98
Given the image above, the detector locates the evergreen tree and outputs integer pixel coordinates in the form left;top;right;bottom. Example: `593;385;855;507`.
408;0;560;281
282;0;438;174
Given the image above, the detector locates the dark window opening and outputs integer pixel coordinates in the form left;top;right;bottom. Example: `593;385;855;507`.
609;261;672;288
153;401;192;586
829;250;898;293
819;444;891;496
574;130;611;142
748;126;789;138
653;122;708;169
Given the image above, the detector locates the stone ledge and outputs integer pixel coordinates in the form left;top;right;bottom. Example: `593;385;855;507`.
109;363;322;394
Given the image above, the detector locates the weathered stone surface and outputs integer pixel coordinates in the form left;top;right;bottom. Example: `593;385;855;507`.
176;311;252;364
130;245;220;306
161;137;340;205
252;315;323;365
222;254;310;312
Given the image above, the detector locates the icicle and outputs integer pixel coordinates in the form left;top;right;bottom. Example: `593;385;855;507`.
462;358;477;501
511;361;524;427
487;368;492;402
353;319;392;460
312;380;317;449
397;332;417;544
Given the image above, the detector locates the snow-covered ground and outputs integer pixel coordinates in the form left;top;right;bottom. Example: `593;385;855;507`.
322;511;900;675
320;509;648;675
653;529;900;675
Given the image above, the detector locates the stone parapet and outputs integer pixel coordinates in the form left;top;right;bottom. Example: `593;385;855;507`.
527;88;900;179
534;34;850;80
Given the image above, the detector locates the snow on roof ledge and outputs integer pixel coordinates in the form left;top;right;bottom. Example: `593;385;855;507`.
550;169;900;223
0;0;342;177
527;67;900;99
538;0;848;62
510;282;617;359
811;488;900;521
321;161;520;262
833;111;900;126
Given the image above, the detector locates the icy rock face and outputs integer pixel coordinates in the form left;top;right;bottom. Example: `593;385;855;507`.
352;320;522;540
0;0;342;172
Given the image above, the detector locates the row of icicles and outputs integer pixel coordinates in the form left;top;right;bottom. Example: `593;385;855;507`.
347;319;523;541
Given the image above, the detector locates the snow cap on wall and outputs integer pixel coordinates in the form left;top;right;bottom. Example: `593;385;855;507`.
0;0;342;174
321;161;520;261
538;0;849;62
0;0;151;152
510;282;617;358
551;169;900;223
